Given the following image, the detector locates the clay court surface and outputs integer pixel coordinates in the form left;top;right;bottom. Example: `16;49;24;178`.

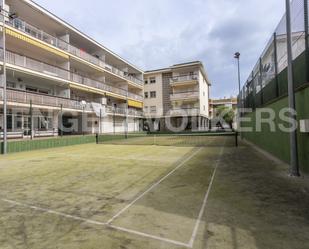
0;136;308;249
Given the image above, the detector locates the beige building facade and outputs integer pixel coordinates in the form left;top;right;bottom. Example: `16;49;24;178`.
144;62;211;132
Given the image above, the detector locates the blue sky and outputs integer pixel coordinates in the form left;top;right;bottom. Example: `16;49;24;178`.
35;0;285;98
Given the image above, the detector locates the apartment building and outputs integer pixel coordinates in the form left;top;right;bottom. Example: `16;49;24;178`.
144;62;210;131
0;0;144;138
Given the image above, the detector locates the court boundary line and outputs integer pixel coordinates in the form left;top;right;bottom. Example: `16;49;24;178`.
1;143;225;248
1;198;108;226
187;145;225;248
1;198;191;248
106;147;203;224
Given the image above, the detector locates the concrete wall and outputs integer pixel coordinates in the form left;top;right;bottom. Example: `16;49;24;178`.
241;86;309;173
100;115;140;134
199;70;209;117
143;73;164;116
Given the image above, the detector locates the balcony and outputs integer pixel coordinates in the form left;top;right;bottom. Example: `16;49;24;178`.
2;49;143;102
170;91;199;101
170;74;199;86
106;106;143;117
5;18;143;86
0;88;92;111
168;108;200;117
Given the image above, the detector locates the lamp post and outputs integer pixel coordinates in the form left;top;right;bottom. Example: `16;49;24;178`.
234;52;241;94
285;0;300;177
234;52;241;134
80;100;86;136
1;4;18;154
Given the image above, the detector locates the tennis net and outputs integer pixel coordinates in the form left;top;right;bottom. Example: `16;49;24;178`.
96;132;238;147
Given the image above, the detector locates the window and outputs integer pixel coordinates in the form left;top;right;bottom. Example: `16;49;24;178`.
150;77;156;84
150;106;157;113
144;92;149;98
7;82;15;89
150;91;156;98
144;80;148;84
26;86;37;92
7;115;12;130
38;89;50;95
16;115;22;129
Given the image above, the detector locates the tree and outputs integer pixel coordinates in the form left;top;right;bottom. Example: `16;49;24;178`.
215;106;236;129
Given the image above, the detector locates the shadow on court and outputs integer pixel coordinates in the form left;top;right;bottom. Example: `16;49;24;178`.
198;144;309;249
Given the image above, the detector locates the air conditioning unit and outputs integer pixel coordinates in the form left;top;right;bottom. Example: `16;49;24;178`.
299;119;309;133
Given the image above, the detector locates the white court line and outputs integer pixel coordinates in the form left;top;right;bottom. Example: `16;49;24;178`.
106;147;203;224
187;145;225;248
1;144;224;248
1;198;190;248
109;225;190;248
1;198;108;226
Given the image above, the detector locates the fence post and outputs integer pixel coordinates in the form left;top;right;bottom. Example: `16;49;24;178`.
273;32;279;97
113;108;116;134
252;78;256;110
259;58;264;106
30;100;33;140
304;0;309;82
60;104;63;137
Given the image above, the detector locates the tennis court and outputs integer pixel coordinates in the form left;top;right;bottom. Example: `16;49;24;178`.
0;133;308;249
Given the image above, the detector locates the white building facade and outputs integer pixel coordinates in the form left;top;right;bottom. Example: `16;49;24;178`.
0;0;144;138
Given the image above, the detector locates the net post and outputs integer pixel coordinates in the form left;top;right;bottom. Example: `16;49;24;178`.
235;131;238;147
95;133;99;144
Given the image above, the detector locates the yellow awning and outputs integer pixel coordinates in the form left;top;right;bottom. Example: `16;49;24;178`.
6;27;69;59
128;99;143;108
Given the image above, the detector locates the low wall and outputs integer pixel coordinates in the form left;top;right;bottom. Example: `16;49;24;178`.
241;86;309;173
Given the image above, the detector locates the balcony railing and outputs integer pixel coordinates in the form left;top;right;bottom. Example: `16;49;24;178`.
106;106;143;116
2;49;143;102
170;91;199;101
6;18;143;86
170;75;199;84
169;108;200;116
6;49;70;80
0;88;92;111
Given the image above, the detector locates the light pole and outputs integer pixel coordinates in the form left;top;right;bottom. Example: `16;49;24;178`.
2;6;7;154
234;52;241;134
80;100;86;136
285;0;300;176
125;93;128;139
1;5;17;154
234;52;241;94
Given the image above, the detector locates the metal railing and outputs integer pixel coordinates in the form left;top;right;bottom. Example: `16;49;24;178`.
106;106;143;116
170;91;199;100
0;88;92;111
169;107;200;116
6;17;143;85
170;75;199;84
5;49;70;80
2;49;143;101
